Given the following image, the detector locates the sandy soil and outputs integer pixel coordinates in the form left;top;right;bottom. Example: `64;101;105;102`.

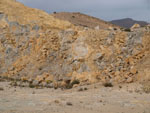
0;81;150;113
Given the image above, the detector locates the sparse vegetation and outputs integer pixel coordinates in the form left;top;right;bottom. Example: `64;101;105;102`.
124;28;131;32
10;81;18;86
0;0;150;112
71;79;80;86
29;83;35;88
65;79;80;89
103;82;113;87
142;83;150;94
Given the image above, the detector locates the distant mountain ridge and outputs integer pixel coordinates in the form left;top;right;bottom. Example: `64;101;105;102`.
110;18;149;28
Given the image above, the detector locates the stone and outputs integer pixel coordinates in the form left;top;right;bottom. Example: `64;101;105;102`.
131;24;141;31
32;25;40;31
54;100;60;104
10;81;18;86
115;71;120;76
84;87;88;90
35;76;44;83
32;91;35;94
41;82;47;87
108;26;114;30
0;87;4;91
131;23;140;29
45;83;54;88
94;53;103;60
99;100;103;103
20;82;29;87
28;78;34;83
95;26;100;30
45;76;53;83
66;102;73;106
126;77;133;83
0;13;4;20
32;80;39;86
21;77;28;82
130;67;137;74
78;88;84;91
103;82;113;87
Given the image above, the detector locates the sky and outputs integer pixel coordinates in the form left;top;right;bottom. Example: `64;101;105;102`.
17;0;150;22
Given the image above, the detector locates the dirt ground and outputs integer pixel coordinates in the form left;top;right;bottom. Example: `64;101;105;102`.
0;81;150;113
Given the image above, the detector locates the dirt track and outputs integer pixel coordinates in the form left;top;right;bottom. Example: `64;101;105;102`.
0;81;150;113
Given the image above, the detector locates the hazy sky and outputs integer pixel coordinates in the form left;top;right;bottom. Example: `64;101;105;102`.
17;0;150;22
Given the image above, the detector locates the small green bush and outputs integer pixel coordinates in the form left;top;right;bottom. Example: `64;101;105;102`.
124;28;131;32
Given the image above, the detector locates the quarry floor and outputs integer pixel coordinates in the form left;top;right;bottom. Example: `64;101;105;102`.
0;81;150;113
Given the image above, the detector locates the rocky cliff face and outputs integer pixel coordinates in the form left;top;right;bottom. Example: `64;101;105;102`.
0;0;150;88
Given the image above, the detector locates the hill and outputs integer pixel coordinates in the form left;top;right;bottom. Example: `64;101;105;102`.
110;18;149;28
51;12;119;29
0;0;150;89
